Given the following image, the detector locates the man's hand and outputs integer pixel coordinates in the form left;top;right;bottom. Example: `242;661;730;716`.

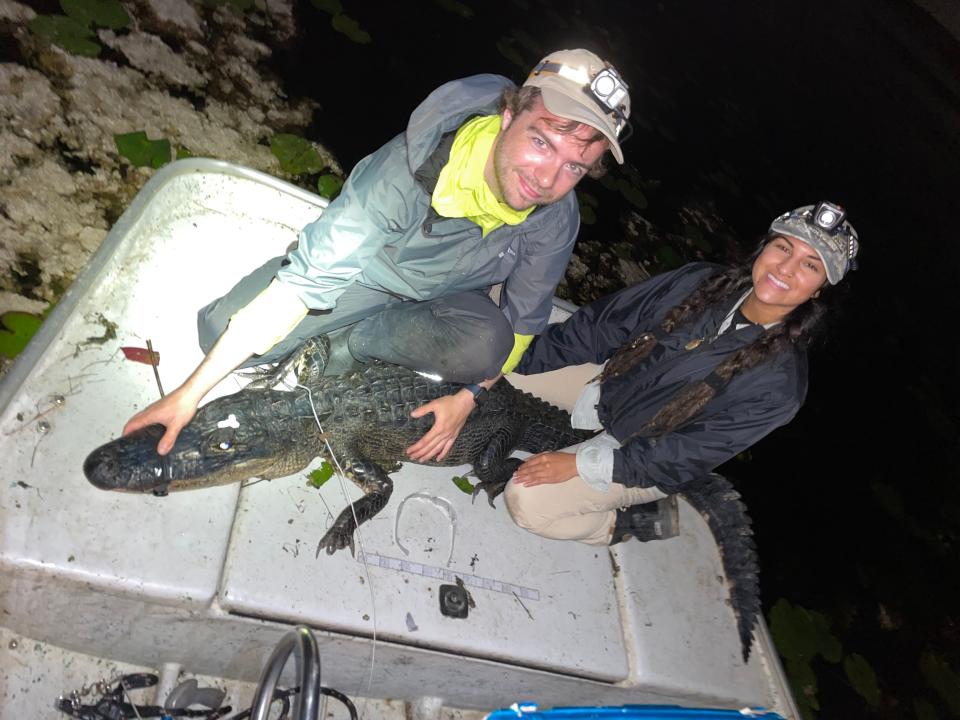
512;451;578;487
122;387;199;456
406;390;476;462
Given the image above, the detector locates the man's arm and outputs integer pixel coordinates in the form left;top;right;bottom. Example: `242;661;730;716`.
123;280;307;454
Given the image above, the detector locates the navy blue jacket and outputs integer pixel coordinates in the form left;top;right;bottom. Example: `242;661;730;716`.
515;263;808;492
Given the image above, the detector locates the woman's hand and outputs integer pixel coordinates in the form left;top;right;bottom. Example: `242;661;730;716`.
512;451;578;487
122;387;199;456
405;390;476;462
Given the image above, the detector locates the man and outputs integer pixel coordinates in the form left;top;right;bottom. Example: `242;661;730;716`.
123;48;632;462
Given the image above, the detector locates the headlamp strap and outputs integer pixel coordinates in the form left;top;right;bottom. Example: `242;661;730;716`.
528;60;630;138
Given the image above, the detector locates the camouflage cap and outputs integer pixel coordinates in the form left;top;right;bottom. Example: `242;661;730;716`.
769;203;860;284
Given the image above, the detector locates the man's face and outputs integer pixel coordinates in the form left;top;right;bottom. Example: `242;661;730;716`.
485;96;608;210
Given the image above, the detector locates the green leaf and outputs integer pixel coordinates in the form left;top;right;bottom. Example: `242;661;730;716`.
921;651;960;714
307;462;335;489
316;173;344;200
175;146;195;160
577;191;599;207
914;698;941;720
616;178;648;209
844;653;880;707
60;0;129;29
331;14;371;44
0;312;44;359
451;476;475;494
655;244;682;269
578;204;596;226
28;14;101;57
114;131;172;169
598;173;618;192
310;0;342;14
431;0;473;18
270;133;326;175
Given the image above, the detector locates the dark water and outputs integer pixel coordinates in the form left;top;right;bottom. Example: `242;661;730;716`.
274;1;960;716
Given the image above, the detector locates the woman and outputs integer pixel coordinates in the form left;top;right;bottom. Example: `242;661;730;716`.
505;202;859;545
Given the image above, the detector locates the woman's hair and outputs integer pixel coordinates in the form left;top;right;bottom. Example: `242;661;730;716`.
497;86;608;178
601;237;839;438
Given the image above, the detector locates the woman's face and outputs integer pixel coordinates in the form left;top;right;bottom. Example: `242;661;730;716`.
745;235;828;324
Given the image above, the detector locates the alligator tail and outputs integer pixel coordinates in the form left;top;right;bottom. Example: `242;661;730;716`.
681;474;760;663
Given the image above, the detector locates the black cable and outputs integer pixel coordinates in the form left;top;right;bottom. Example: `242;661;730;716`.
320;687;359;720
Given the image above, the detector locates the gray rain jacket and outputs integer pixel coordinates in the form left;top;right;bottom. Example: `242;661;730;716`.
276;74;580;336
516;263;809;493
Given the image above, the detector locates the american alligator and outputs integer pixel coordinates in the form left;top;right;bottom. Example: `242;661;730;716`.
84;336;760;661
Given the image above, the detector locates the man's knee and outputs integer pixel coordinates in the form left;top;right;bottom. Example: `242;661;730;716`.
451;311;513;379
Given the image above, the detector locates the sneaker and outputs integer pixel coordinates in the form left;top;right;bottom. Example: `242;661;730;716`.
610;495;680;544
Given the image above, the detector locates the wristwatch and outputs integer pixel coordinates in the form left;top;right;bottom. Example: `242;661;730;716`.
463;383;489;406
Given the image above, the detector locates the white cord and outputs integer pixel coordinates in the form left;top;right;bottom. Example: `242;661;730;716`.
297;384;377;718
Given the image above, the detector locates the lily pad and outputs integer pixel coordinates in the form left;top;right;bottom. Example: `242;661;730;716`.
310;0;342;14
307;461;335;488
270;134;325;175
921;651;960;715
0;312;44;360
115;131;172;169
317;173;344;200
431;0;473;18
331;14;371;44
844;653;880;707
578;204;596;226
616;178;648;209
60;0;129;29
28;14;101;57
451;476;475;494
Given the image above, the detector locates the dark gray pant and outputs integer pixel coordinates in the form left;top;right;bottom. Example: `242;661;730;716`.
196;255;514;382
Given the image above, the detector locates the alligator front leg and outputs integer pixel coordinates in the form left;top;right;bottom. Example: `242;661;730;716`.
315;460;393;557
471;425;523;508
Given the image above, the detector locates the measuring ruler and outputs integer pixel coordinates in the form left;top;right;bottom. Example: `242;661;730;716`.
358;551;540;601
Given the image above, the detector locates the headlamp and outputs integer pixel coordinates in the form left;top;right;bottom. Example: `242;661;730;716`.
530;59;632;141
586;66;631;139
812;201;847;233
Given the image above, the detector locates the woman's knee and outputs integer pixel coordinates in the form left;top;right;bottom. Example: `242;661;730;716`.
504;481;548;531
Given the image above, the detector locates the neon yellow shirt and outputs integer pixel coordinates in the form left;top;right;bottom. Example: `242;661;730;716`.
431;115;533;237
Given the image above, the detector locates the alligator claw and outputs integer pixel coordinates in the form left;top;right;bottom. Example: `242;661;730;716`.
472;480;507;508
316;522;356;557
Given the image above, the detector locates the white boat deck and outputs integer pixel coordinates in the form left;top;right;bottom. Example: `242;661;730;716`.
0;160;796;718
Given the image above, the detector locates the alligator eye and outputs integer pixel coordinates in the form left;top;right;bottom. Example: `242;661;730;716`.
207;427;237;454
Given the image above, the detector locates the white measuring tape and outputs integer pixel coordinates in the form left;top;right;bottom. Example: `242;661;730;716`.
357;552;540;601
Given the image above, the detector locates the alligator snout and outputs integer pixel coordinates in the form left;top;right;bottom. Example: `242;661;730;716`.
84;424;167;492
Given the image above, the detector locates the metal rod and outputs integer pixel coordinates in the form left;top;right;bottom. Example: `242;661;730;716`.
146;339;164;397
249;626;321;720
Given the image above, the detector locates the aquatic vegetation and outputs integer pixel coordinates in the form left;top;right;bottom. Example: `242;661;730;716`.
0;311;45;360
270;133;326;175
114;131;172;169
306;461;335;489
28;0;129;57
310;0;371;44
316;173;344;200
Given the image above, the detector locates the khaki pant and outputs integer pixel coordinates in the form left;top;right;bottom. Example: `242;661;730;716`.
504;472;666;546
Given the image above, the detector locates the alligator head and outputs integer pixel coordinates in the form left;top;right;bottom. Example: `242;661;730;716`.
84;388;319;493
